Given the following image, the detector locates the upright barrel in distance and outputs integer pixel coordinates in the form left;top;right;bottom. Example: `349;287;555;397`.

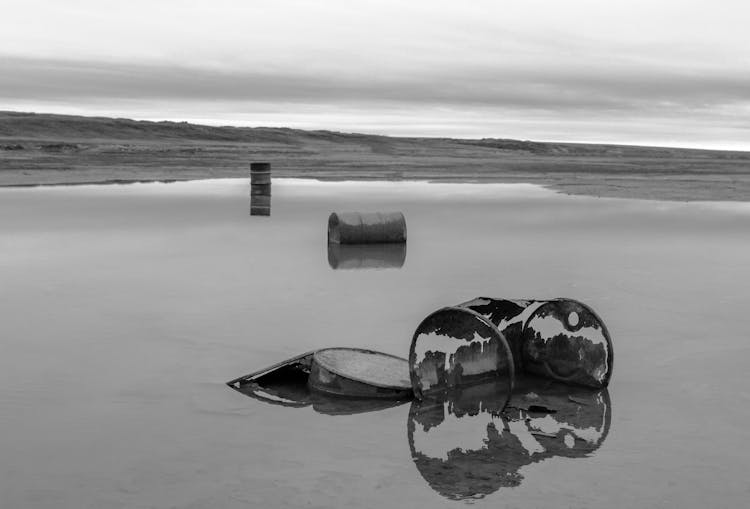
416;298;614;389
249;162;272;216
327;212;406;244
327;242;406;270
250;162;271;185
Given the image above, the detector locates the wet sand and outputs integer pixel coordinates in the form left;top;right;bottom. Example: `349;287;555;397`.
1;179;749;508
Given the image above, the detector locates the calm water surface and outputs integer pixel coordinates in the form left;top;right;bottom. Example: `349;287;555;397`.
1;179;749;508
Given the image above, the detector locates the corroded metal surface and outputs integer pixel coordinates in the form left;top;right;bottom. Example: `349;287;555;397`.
309;348;412;399
407;377;611;500
232;372;410;415
409;307;515;399
327;242;406;270
249;162;271;185
418;297;613;388
227;350;412;412
522;300;612;387
327;211;407;244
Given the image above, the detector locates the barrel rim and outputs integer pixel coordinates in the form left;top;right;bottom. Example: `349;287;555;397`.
409;306;516;400
522;298;614;387
312;347;411;390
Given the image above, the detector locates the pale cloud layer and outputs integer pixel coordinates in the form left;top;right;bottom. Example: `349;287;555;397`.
1;0;749;149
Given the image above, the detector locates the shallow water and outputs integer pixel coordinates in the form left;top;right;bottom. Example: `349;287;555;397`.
1;179;749;508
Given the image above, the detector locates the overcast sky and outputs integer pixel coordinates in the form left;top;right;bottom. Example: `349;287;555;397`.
1;0;749;149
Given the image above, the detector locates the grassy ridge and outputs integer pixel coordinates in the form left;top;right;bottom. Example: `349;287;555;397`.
2;111;749;200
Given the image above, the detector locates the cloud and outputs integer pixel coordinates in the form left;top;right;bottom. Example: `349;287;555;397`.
2;56;749;116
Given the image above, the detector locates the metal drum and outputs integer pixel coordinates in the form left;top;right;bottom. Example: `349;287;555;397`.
308;348;413;399
457;298;614;388
226;348;413;411
409;307;515;400
327;212;407;244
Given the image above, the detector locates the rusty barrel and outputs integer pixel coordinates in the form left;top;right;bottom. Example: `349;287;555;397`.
409;307;515;400
327;212;406;244
308;348;412;399
412;298;613;390
250;162;271;184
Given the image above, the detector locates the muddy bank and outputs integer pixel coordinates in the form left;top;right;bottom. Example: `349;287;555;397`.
2;111;750;201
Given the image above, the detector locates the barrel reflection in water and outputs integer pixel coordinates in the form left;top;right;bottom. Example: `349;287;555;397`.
407;377;611;501
231;360;410;416
327;243;407;270
249;193;271;216
250;162;271;216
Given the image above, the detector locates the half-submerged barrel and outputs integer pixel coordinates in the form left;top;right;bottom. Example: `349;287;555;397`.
226;350;411;413
327;212;406;244
411;298;613;390
308;348;412;399
327;242;406;270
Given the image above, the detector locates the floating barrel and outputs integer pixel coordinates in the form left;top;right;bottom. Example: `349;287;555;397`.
308;348;412;399
409;307;515;400
413;298;613;389
407;376;611;499
227;351;409;415
327;212;406;244
327;242;406;270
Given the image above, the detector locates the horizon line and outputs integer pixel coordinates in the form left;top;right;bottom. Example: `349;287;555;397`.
2;108;750;154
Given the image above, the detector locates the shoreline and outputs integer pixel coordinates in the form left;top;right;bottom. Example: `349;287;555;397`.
3;111;750;202
2;173;749;203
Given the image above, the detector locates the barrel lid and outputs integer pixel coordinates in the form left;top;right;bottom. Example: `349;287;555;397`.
313;348;411;390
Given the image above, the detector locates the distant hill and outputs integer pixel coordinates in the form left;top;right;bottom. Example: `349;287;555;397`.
1;111;750;201
3;110;747;157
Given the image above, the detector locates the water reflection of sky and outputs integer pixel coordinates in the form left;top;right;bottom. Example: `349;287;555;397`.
1;179;749;508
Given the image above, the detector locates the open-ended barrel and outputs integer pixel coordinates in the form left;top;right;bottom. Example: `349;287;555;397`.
410;298;613;392
327;212;407;244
